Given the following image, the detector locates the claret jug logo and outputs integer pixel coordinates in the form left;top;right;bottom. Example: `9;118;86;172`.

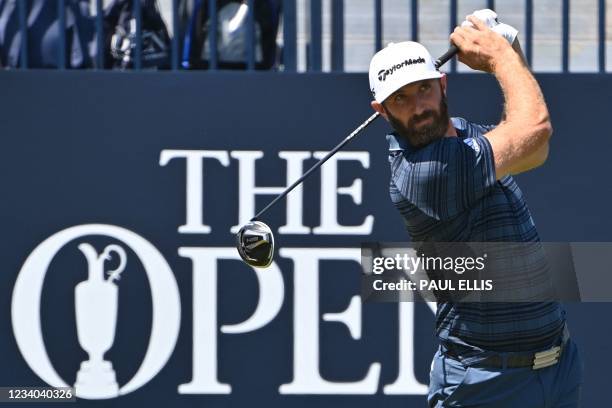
74;243;126;398
11;224;181;400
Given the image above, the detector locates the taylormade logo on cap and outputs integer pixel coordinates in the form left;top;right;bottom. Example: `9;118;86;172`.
369;41;443;103
377;57;426;82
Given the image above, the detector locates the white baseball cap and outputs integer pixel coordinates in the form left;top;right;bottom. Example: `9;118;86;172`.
368;41;443;103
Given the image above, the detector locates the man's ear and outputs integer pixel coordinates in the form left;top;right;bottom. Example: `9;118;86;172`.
371;100;388;120
439;74;448;97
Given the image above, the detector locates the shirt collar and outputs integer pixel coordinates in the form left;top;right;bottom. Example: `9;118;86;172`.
386;132;410;152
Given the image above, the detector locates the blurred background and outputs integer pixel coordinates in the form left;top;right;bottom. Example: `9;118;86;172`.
1;0;612;72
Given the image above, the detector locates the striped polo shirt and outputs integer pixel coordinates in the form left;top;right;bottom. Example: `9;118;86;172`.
387;117;565;353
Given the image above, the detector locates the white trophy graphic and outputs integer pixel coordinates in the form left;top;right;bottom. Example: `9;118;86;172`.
74;243;127;399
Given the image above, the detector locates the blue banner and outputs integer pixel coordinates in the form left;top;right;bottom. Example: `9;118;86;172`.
0;71;610;406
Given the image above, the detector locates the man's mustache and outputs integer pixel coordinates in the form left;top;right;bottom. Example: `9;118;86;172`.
408;110;437;127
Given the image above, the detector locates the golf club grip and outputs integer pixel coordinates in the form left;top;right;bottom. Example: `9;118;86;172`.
435;44;459;69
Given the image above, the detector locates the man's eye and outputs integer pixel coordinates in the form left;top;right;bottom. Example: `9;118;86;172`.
420;84;431;92
394;94;405;103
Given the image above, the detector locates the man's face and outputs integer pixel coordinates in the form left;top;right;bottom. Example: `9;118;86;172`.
381;79;450;148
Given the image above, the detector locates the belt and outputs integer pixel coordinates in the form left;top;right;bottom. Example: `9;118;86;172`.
441;326;570;370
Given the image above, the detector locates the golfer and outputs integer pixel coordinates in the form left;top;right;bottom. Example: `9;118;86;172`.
368;14;583;408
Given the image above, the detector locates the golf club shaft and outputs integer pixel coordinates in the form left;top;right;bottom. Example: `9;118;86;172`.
250;45;459;222
252;111;380;221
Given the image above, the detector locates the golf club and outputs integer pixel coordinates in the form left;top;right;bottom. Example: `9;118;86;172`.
236;45;459;268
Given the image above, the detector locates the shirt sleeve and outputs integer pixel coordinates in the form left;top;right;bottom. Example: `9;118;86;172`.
389;134;497;220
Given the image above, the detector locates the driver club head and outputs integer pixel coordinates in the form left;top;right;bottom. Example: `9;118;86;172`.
236;220;275;268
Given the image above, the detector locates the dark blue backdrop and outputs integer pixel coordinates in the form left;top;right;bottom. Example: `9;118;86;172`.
0;71;610;407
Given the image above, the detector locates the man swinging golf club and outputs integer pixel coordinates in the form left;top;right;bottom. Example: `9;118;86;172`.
368;11;583;408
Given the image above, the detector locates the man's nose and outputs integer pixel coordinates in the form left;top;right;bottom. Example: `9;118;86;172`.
414;98;429;116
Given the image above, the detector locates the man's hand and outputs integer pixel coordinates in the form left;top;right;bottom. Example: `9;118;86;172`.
461;9;519;45
450;15;518;73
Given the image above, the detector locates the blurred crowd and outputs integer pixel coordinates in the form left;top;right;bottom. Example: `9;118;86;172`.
0;0;282;70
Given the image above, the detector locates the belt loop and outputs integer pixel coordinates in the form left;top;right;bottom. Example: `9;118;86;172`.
501;352;508;370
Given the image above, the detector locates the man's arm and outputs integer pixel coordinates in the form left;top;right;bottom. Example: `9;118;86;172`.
450;16;552;180
499;38;527;122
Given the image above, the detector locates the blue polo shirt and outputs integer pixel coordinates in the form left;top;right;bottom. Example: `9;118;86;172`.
387;117;565;352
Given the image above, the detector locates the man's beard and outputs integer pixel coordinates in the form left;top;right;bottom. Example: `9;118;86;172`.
384;95;450;149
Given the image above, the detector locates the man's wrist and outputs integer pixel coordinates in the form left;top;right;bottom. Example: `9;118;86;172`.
491;47;524;75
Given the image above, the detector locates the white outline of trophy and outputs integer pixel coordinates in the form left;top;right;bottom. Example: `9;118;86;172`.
74;243;126;399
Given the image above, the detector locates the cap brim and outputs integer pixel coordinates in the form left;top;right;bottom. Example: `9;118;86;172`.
375;71;444;104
